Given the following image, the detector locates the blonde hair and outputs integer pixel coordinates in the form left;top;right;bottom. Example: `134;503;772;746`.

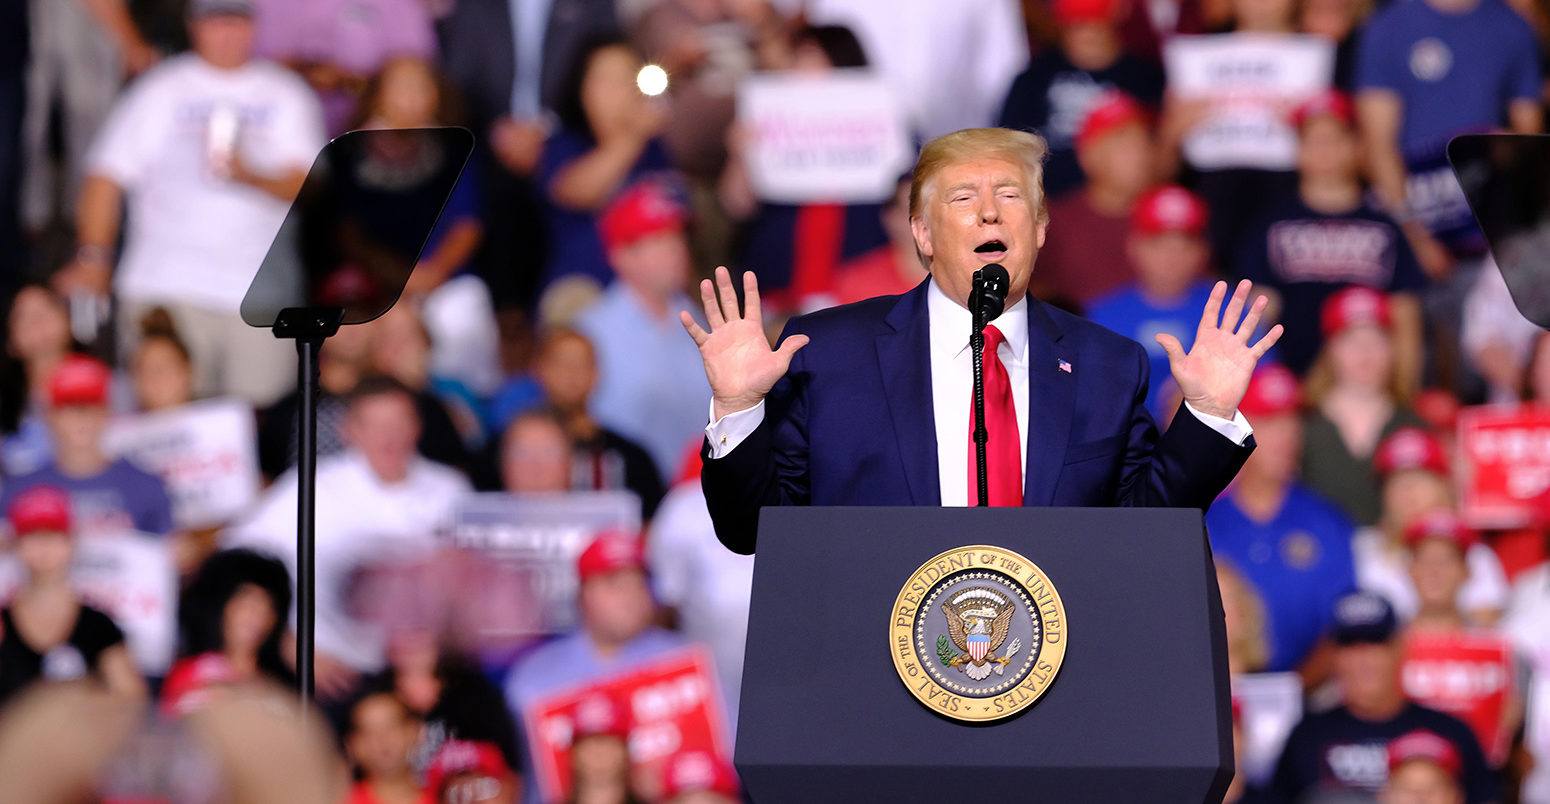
909;128;1051;226
1216;559;1270;674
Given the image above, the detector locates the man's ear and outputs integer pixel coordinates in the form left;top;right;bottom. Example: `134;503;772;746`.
1034;216;1048;250
910;214;934;262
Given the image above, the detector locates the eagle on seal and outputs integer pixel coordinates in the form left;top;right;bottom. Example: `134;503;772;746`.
942;589;1016;681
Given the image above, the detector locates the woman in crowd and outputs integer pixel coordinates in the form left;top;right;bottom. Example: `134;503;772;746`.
128;307;195;413
1301;287;1426;526
1353;426;1509;626
0;485;145;704
167;548;295;712
352;56;501;398
717;24;888;312
537;36;680;290
1;284;79;475
362;626;521;776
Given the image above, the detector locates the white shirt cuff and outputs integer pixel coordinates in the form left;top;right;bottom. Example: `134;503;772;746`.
704;399;766;458
1184;401;1254;447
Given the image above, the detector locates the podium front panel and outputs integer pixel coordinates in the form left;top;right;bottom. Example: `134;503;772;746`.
735;506;1232;804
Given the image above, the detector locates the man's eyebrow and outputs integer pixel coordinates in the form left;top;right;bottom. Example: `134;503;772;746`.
993;178;1024;189
944;182;977;194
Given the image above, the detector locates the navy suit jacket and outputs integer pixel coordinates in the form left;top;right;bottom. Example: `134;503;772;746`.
701;280;1255;554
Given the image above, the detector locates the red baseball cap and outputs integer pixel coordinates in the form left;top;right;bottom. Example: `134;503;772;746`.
1075;91;1147;152
1373;427;1449;479
7;485;72;537
1054;0;1118;24
1291;90;1355;130
1387;730;1462;779
47;354;111;407
660;750;741;800
1131;185;1208;237
1236;363;1302;420
1321;286;1391;338
572;689;631;741
600;180;686;252
425;739;510;794
1402;510;1477;552
577;531;646;583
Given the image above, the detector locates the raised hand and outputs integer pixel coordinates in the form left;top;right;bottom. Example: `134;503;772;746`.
1156;279;1284;420
681;267;810;420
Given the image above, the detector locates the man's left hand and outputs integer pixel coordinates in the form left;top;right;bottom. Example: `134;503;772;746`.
1156;279;1283;420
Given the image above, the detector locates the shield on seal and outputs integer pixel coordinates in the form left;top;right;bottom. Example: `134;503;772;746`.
968;632;990;663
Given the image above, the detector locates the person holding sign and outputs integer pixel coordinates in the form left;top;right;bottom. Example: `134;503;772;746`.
686;127;1282;553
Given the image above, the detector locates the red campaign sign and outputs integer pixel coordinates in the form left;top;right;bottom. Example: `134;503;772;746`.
525;648;731;802
1400;630;1515;765
1458;404;1550;529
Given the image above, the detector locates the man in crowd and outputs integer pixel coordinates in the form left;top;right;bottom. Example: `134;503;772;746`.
686;127;1280;553
577;180;711;480
997;0;1163;199
1270;591;1498;803
1035;91;1158;310
1235;91;1424;382
499;409;578;494
1087;184;1219;416
1205;363;1356;679
0;355;173;540
56;0;325;407
504;531;687;802
530;328;665;518
225;377;472;697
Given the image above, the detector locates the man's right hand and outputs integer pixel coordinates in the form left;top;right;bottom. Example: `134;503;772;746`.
681;267;809;420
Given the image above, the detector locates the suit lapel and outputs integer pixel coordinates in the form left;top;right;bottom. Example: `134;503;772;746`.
877;282;940;505
1024;297;1075;507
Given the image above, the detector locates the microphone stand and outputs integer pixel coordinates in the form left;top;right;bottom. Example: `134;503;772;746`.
970;275;990;507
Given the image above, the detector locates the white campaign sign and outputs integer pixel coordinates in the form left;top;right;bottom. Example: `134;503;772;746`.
0;531;178;676
105;398;261;530
738;69;913;204
1164;34;1334;171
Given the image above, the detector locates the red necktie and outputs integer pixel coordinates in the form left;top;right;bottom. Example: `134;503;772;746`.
968;324;1022;506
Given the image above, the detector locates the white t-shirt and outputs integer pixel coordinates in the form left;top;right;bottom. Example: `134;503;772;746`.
221;450;471;672
1352;526;1510;621
87;54;325;312
1503;564;1550;804
647;482;754;737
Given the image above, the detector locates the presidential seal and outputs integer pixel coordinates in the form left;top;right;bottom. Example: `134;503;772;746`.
890;545;1067;722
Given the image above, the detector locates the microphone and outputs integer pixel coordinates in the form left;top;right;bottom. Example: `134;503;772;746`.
971;264;1010;323
968;263;1009;507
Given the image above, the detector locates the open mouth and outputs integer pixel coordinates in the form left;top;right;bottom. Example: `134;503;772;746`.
974;239;1008;259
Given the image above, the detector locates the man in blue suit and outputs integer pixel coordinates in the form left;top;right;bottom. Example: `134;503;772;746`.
681;128;1283;554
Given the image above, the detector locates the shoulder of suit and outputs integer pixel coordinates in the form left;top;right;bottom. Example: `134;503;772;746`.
783;294;901;339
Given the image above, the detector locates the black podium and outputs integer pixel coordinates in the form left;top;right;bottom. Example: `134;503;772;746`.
735;506;1233;804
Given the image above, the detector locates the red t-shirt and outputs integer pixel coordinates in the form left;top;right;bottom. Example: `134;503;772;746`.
344;782;431;804
1035;193;1135;310
829;247;922;306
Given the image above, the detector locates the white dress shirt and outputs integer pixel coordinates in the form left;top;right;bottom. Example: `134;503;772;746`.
705;278;1252;506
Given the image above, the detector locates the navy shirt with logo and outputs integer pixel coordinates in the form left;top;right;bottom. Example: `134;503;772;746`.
1234;195;1424;374
1354;0;1539;154
1206;484;1357;673
1270;703;1499;804
997;50;1164;199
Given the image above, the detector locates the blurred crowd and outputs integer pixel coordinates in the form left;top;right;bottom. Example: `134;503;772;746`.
1;0;1550;801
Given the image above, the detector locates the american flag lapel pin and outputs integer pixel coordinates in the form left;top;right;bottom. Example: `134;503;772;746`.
1058;359;1072;374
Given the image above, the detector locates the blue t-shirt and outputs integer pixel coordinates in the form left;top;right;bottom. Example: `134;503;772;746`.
1234;194;1425;374
1355;0;1540;153
1205;484;1357;672
1086;280;1217;417
535;130;679;289
0;459;174;537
